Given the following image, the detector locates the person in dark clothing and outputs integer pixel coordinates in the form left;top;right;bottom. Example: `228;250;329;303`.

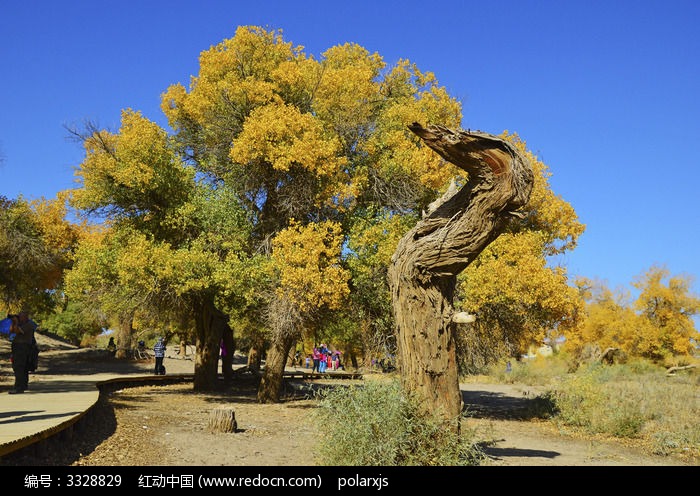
153;337;166;375
10;310;37;394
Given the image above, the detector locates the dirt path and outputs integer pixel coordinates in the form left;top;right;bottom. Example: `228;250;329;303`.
459;383;686;466
1;333;695;466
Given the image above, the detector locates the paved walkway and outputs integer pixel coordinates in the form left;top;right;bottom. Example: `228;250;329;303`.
1;371;117;456
0;348;360;460
0;342;200;460
0;369;195;458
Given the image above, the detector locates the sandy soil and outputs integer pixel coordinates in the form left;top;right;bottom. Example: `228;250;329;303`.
1;332;695;467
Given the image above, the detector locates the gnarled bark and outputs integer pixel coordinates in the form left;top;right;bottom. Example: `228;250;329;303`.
388;123;533;430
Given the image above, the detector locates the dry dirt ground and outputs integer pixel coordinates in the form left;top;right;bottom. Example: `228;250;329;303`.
1;332;696;467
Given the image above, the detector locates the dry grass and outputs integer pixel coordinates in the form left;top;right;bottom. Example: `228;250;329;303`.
480;354;700;462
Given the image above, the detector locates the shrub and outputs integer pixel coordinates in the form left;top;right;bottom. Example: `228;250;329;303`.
550;372;604;428
312;379;484;466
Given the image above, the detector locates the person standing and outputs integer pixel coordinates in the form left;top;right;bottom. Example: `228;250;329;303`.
153;337;166;375
10;310;37;394
312;347;321;373
319;348;327;373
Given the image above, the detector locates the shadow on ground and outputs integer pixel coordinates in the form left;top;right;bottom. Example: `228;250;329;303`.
461;388;557;420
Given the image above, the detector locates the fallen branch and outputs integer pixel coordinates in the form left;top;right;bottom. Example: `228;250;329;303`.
666;364;697;376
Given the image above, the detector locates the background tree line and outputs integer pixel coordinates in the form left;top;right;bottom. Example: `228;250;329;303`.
1;26;698;402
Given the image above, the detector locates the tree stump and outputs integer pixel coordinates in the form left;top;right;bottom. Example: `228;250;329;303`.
208;406;237;433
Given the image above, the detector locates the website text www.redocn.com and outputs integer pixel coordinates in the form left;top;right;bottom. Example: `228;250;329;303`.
198;474;320;488
195;473;388;490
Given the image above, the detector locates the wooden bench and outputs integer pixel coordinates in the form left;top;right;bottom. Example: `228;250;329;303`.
283;371;363;380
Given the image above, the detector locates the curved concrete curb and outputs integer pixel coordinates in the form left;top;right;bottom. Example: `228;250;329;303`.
0;373;194;459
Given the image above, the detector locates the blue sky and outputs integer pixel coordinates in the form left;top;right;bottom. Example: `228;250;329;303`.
1;0;699;306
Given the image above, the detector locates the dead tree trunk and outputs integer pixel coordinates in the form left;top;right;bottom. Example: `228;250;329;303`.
388;123;534;430
246;333;265;371
666;364;696;376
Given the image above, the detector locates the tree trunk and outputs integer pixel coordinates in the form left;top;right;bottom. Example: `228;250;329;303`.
193;299;228;391
115;314;134;359
359;317;374;370
666;364;697;376
257;332;295;403
178;336;189;358
247;333;265;371
256;294;302;403
221;322;235;383
388;123;533;430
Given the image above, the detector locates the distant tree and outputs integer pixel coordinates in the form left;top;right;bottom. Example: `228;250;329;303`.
67;110;252;389
570;276;640;359
632;265;700;360
0;193;80;314
40;300;104;345
571;267;699;363
257;220;349;402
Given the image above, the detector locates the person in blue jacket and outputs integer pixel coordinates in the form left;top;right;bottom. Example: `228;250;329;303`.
153;337;166;375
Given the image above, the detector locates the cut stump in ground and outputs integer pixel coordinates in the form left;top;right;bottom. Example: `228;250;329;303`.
209;406;237;433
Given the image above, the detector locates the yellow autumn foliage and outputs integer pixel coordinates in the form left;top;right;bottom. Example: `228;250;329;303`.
571;267;700;361
30;192;81;255
231;103;341;174
161;26;462;216
632;265;699;358
348;211;415;272
71;109;193;224
458;231;583;362
569;277;640;354
271;220;350;314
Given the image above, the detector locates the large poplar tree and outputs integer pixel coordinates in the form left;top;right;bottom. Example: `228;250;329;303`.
158;26;462;399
